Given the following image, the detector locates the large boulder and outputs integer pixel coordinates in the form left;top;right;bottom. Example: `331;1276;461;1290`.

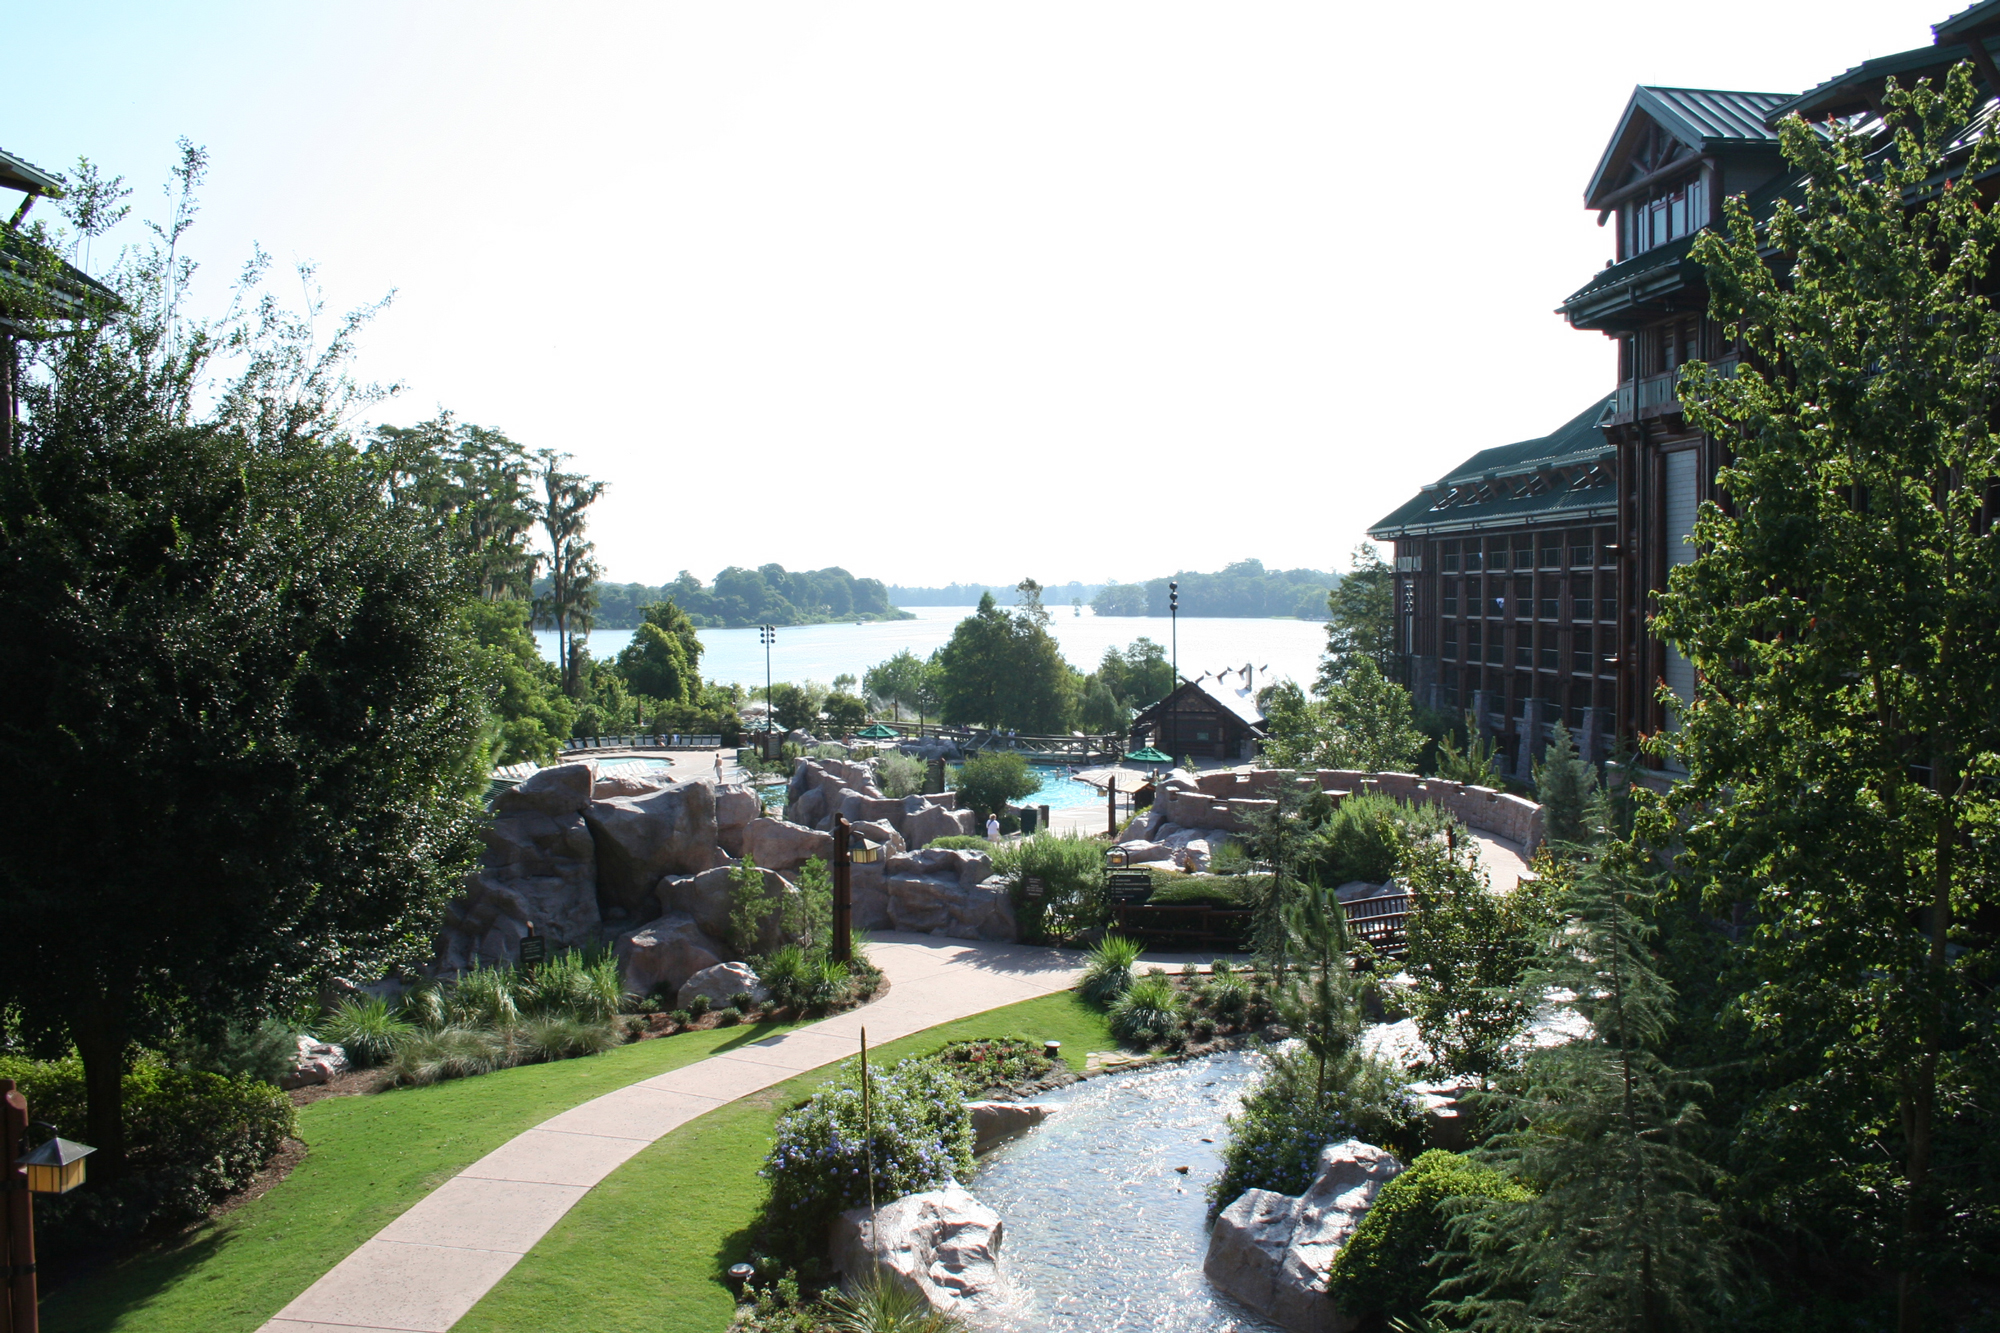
658;863;801;954
790;785;829;828
437;803;600;971
715;783;762;857
849;818;907;858
838;791;907;832
584;780;729;918
851;858;891;931
742;817;834;873
904;802;977;849
614;912;726;998
1203;1140;1403;1333
281;1035;349;1090
967;1101;1050;1153
1113;839;1175;864
490;762;594;817
884;849;1015;941
593;771;664;799
895;847;994;887
829;1187;1012;1315
677;961;768;1010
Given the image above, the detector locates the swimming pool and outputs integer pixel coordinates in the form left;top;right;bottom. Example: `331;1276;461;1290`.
1023;765;1103;810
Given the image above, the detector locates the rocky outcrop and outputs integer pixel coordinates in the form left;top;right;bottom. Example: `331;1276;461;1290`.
585;781;730;919
849;818;906;858
885;848;1014;941
715;784;762;857
1203;1140;1403;1333
615;912;726;999
658;863;800;953
440;764;601;971
967;1101;1050;1153
830;1187;1013;1315
742;817;833;873
904;802;977;849
281;1035;350;1089
677;961;768;1010
851;858;891;931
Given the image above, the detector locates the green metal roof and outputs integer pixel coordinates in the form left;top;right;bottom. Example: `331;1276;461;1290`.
1771;38;1995;122
0;146;61;198
1368;398;1617;541
1586;87;1792;208
1936;0;2000;40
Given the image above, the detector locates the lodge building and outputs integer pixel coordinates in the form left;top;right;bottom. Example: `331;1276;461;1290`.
1368;6;2000;781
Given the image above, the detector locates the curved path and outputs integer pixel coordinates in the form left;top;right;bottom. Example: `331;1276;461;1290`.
259;934;1098;1333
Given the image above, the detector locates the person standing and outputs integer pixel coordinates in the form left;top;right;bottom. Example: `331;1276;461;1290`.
986;812;1001;841
713;753;726;786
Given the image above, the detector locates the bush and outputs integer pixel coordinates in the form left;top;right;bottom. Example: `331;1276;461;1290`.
1148;874;1258;908
760;1056;973;1256
1080;934;1142;1005
517;948;622;1024
668;1009;691;1026
323;995;414;1068
730;990;756;1011
688;993;713;1017
925;834;990;851
1326;1149;1530;1321
1310;791;1410;885
876;752;927;799
952;752;1040;820
995;831;1106;941
931;1039;1054;1095
164;1015;302;1085
1205;974;1252;1026
715;1006;742;1027
759;945;810;1008
0;1051;295;1261
1109;972;1188;1045
1209;1046;1422;1216
1208;839;1254;876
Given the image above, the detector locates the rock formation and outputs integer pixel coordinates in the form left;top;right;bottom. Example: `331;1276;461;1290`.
966;1101;1050;1153
785;757;975;848
1203;1140;1404;1333
613;912;725;999
830;1187;1013;1315
677;961;768;1010
884;847;1015;941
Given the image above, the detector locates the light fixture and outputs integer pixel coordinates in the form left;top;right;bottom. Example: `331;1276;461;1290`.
20;1124;94;1195
850;839;882;865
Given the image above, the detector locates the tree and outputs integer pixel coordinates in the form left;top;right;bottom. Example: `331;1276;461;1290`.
0;150;485;1171
822;692;867;732
463;599;577;764
932;588;1077;733
1261;662;1422;773
1317;544;1396;690
1432;711;1503;787
952;752;1041;821
1094;638;1173;710
364;414;541;601
1655;67;2000;1325
1439;844;1735;1330
1076;675;1125;734
532;453;603;696
1401;833;1544;1082
1273;878;1365;1103
1532;718;1597;849
616;600;703;705
863;649;927;720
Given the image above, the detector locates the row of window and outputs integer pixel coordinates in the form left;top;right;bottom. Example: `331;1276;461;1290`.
1441;673;1612;732
1623;176;1708;258
1437;528;1614;575
1442;624;1609;675
1440;575;1615;622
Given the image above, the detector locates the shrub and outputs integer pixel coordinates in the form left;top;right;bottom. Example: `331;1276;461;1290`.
824;1274;969;1332
994;831;1106;941
517;1015;621;1063
729;854;773;955
1193;1017;1217;1041
517;947;622;1024
1310;790;1409;885
715;1006;742;1026
165;1015;301;1085
1148;874;1258;908
668;1009;691;1026
1080;934;1142;1005
1109;972;1187;1045
932;1039;1053;1095
1326;1149;1530;1321
1209;1045;1422;1216
385;1026;507;1086
760;1056;973;1256
876;752;927;799
448;961;521;1028
924;835;990;851
1205;974;1251;1026
952;751;1040;820
323;995;414;1068
0;1050;295;1261
1208;839;1254;876
731;990;756;1010
1212;957;1235;977
688;994;714;1017
797;957;852;1014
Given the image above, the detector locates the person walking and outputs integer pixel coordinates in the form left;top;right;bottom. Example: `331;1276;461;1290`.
985;812;1001;841
713;753;726;786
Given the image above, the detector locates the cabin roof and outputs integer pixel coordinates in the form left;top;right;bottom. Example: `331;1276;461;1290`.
1771;38;1995;123
1131;673;1267;735
1585;87;1791;209
0;146;62;198
1368;398;1617;541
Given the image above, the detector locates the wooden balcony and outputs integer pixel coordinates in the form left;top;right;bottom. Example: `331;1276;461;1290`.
1609;354;1737;425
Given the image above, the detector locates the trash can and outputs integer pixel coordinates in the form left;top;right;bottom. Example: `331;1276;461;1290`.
1018;805;1039;835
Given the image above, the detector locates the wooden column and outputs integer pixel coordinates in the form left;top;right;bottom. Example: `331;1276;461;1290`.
832;815;853;964
2;1078;36;1333
1106;777;1117;837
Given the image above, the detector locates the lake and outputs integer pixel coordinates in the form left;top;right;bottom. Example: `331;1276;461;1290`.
533;605;1325;692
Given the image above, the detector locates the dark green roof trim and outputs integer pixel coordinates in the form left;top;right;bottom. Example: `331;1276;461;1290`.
1771;38;1994;122
1369;399;1617;541
1936;0;2000;40
0;146;62;198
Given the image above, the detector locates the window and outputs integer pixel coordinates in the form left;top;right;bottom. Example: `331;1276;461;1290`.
1442;582;1458;617
1465;547;1483;573
1486;632;1505;665
1467;624;1483;660
1513;577;1532;612
1488;539;1510;571
1570;537;1594;568
1514;538;1534;570
1540;537;1561;568
1572;626;1595;675
1572;575;1592;619
1624;175;1708;256
1540;632;1557;671
1515;630;1532;669
1601;593;1617;623
1442;624;1458;658
1441;543;1460;573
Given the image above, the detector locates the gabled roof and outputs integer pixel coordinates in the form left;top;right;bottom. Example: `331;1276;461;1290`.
1770;38;1995;123
1131;673;1267;735
1586;86;1792;208
0;146;62;199
1936;0;2000;40
1368;398;1617;541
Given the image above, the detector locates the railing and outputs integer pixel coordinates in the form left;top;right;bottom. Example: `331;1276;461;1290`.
1613;354;1739;421
563;734;722;751
1344;893;1411;956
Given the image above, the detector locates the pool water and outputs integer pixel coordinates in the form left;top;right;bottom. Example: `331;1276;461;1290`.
969;1050;1281;1333
1024;765;1104;810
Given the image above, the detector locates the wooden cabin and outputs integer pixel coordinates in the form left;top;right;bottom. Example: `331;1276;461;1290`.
1129;667;1267;763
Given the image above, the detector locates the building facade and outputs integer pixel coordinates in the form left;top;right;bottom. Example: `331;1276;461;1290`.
1369;8;2000;777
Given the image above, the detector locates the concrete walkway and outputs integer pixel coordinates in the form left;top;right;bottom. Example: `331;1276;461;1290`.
258;934;1095;1333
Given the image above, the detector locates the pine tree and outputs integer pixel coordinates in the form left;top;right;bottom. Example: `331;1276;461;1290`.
1532;718;1597;849
1272;878;1365;1103
1437;827;1736;1331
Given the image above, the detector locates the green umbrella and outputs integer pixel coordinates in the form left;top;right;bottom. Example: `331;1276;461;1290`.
855;723;901;739
1124;746;1172;765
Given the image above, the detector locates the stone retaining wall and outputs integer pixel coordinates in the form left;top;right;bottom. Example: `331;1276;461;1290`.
1154;765;1542;854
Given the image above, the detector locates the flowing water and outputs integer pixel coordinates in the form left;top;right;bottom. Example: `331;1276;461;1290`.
969;1050;1283;1333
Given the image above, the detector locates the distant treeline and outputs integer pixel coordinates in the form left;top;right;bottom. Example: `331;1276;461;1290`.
538;565;914;629
1092;560;1336;619
886;581;1104;607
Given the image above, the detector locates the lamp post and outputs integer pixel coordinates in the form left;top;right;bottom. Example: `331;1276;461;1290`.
3;1079;95;1333
1168;580;1179;684
830;815;881;964
759;624;777;760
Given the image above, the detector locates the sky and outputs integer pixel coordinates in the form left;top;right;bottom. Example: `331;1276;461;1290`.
7;1;1951;587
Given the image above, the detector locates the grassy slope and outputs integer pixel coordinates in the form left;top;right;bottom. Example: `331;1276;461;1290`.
456;990;1116;1333
40;1017;807;1333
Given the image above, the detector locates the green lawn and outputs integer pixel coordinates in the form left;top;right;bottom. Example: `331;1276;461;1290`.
40;1017;809;1333
455;991;1117;1333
